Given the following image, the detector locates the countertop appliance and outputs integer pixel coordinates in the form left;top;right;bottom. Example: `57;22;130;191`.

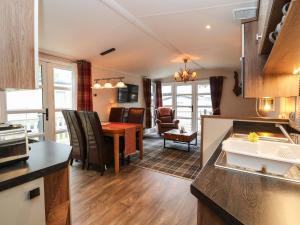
0;123;29;167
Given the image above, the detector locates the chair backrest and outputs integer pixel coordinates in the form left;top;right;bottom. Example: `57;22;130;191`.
109;107;125;122
156;107;175;123
127;108;145;124
77;111;108;166
62;110;86;161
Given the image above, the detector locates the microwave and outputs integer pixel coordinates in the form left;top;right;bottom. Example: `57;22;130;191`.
0;124;29;167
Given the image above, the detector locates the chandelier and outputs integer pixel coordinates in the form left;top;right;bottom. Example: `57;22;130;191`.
174;58;198;82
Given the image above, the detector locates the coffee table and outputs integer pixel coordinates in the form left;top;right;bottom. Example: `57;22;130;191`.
163;129;198;151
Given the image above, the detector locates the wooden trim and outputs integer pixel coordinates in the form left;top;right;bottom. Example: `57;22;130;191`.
200;115;289;123
44;167;71;225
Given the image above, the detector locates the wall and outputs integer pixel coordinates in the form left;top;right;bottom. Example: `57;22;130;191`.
92;65;145;121
160;68;257;117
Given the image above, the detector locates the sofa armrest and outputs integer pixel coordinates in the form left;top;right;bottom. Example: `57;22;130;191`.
156;119;162;124
173;119;180;125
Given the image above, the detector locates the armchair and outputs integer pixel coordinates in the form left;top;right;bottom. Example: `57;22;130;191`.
155;107;179;135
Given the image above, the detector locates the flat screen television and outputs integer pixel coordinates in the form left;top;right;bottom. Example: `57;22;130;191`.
117;84;139;103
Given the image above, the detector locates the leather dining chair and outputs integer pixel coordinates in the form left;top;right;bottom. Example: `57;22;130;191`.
127;108;145;124
77;111;113;175
109;107;125;122
126;108;145;155
62;110;87;169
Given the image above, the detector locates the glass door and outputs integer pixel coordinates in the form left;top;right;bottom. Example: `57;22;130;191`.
197;81;213;131
176;84;194;132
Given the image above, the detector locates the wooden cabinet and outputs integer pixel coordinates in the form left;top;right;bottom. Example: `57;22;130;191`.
0;178;46;225
242;0;299;98
0;0;38;89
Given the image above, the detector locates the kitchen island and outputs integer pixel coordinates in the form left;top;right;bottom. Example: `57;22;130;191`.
191;118;300;225
0;141;72;225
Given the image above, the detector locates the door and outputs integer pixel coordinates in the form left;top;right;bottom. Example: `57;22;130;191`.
175;84;195;132
5;60;77;143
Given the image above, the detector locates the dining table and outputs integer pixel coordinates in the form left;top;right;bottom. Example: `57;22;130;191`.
102;122;143;174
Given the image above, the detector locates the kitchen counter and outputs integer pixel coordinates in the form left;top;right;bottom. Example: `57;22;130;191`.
0;141;72;191
191;124;300;225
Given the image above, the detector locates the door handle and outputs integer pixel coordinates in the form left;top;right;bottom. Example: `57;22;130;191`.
29;187;40;200
42;108;49;121
191;105;194;112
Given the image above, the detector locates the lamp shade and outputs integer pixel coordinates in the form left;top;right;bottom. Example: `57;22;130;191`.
116;81;127;88
93;82;101;89
104;82;113;88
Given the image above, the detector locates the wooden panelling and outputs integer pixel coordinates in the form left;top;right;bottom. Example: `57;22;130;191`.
243;21;265;98
197;200;229;225
263;0;300;75
44;167;71;225
0;0;37;89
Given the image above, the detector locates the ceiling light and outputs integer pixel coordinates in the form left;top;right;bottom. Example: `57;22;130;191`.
174;58;198;82
93;82;102;89
116;81;127;88
205;25;211;29
104;82;113;88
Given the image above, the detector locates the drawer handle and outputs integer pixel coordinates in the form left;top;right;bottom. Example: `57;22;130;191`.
29;187;40;200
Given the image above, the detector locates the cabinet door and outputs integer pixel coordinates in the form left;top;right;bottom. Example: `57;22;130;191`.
0;0;38;89
242;21;266;98
0;178;46;225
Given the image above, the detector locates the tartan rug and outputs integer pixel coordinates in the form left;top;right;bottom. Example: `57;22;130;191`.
131;133;201;180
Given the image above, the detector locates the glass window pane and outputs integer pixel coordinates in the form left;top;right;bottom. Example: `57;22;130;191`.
162;85;172;94
177;85;192;94
7;113;44;134
56;132;70;145
6;90;43;111
55;111;67;132
198;83;210;94
162;96;172;106
54;68;73;88
55;90;72;109
177;95;192;106
198;95;212;107
177;107;192;118
198;107;213;116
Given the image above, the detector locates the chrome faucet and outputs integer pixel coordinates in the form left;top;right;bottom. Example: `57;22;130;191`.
275;124;295;144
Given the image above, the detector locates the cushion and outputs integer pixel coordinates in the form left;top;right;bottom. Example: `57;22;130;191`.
159;116;172;123
161;123;177;128
158;107;172;117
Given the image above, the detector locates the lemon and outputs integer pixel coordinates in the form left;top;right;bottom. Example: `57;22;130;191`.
248;132;259;142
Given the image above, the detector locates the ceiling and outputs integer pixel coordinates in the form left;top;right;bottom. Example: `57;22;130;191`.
39;0;258;78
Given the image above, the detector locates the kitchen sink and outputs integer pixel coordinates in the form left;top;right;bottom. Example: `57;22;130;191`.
222;137;300;176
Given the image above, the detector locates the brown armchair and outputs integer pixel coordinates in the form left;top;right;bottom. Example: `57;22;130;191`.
155;107;179;135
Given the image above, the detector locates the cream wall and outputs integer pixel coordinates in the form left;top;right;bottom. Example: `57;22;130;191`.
92;65;145;121
160;68;257;117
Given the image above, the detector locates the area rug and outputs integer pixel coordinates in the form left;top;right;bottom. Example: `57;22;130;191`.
131;133;201;180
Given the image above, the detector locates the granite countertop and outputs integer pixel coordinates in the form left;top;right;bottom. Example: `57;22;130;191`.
191;128;300;225
0;141;72;191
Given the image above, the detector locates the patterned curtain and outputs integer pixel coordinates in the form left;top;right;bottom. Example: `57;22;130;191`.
209;76;224;115
77;60;93;111
155;80;162;109
143;78;152;128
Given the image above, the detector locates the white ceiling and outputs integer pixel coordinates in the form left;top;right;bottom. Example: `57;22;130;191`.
39;0;258;78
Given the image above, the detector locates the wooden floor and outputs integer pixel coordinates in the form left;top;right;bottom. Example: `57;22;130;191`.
70;165;197;225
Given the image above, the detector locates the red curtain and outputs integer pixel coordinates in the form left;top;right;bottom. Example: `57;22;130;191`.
155;81;162;109
209;76;224;115
143;78;152;128
77;60;93;111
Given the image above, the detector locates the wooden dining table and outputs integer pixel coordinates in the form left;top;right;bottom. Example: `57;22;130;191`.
102;122;143;174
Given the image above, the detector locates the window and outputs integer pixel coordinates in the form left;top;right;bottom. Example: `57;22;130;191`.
6;67;44;141
162;84;173;107
197;81;213;129
5;62;76;143
176;84;193;131
54;68;75;144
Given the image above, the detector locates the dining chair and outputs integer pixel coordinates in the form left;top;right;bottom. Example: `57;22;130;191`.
109;107;125;122
77;111;113;175
127;108;145;124
62;110;87;169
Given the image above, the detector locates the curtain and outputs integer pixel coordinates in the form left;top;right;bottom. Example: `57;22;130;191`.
77;60;93;111
155;81;162;109
143;78;152;128
209;76;224;115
